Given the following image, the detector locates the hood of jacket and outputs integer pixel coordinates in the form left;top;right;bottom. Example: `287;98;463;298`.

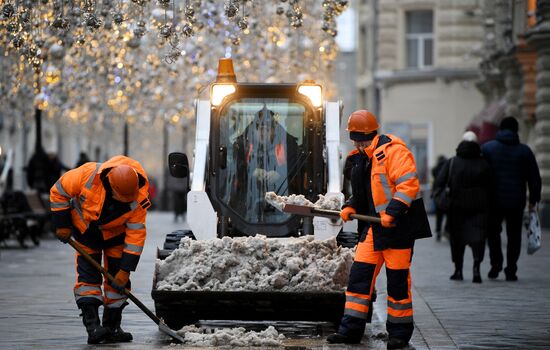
495;129;520;146
456;140;481;159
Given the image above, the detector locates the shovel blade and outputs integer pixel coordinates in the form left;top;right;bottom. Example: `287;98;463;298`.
283;203;316;216
283;204;341;219
159;320;185;343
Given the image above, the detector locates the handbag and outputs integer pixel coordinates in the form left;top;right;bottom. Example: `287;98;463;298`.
524;210;542;255
433;158;454;212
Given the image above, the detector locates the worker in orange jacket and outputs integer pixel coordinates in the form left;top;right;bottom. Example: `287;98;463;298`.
50;155;151;344
327;110;431;350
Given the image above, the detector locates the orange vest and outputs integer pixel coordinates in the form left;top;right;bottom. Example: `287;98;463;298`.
50;155;149;261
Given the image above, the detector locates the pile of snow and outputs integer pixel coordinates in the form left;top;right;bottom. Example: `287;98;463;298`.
265;192;344;211
156;235;353;292
174;325;284;347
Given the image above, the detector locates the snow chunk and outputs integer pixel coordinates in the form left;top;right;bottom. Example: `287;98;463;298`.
265;192;344;211
156;235;354;292
313;193;345;210
174;325;284;347
264;192;313;211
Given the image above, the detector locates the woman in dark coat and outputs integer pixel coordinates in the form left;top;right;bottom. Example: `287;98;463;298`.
434;132;493;283
431;155;448;240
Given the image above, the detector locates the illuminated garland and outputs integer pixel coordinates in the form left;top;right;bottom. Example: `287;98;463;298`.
0;0;348;131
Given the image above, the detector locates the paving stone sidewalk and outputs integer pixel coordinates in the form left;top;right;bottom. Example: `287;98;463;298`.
407;215;550;349
0;212;549;349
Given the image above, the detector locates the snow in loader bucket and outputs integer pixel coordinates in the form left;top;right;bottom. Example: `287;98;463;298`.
151;234;354;329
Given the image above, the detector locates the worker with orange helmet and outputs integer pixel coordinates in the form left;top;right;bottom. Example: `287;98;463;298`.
327;110;431;349
50;155;151;344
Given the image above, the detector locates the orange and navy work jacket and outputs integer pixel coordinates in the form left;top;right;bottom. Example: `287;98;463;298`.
50;155;150;271
346;134;428;250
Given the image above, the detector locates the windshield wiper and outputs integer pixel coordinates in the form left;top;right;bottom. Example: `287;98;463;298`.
275;150;311;196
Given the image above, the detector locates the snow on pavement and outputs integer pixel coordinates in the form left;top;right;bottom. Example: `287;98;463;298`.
172;325;284;347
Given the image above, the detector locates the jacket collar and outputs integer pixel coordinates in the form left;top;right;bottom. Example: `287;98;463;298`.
495;129;520;145
348;134;399;159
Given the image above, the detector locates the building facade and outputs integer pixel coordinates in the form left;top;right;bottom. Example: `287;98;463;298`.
356;0;486;187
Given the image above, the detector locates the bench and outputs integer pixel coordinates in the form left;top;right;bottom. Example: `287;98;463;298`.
0;191;49;248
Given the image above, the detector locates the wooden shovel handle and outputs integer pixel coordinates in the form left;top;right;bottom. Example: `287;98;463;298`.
350;213;382;224
68;239;161;326
311;208;382;224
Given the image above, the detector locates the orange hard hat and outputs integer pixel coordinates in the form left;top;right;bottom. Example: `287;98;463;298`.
108;165;139;203
347;110;379;134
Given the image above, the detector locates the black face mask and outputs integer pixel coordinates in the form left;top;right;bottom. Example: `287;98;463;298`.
350;131;377;142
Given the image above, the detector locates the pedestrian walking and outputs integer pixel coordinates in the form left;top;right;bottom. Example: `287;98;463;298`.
166;175;188;222
431;154;447;241
326;110;431;350
75;151;91;168
49;155;151;344
481;116;541;281
434;131;493;283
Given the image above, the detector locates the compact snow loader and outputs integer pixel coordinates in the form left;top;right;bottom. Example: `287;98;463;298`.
152;58;361;329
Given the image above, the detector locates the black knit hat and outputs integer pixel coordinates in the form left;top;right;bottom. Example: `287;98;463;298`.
500;116;518;133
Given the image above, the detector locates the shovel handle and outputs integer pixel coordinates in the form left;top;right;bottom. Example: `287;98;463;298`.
68;239;161;326
350;213;382;224
310;208;382;224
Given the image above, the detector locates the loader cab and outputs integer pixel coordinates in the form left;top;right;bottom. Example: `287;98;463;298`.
210;83;326;237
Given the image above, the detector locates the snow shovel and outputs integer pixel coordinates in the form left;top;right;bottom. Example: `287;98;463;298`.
283;203;382;224
68;239;185;343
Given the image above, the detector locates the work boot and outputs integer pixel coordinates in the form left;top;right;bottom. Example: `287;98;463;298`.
326;332;362;344
488;266;501;279
473;263;482;283
103;303;133;343
450;269;463;281
80;304;110;344
387;337;409;349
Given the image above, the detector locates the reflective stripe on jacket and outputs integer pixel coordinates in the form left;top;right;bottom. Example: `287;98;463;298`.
348;134;431;250
50;155;149;271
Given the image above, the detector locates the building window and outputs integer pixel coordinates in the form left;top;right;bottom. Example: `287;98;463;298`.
405;10;433;69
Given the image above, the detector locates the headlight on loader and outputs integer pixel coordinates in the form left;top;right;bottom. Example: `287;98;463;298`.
297;82;323;108
211;84;236;106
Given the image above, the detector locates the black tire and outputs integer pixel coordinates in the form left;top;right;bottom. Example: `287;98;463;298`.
336;231;358;248
162;229;195;251
162;241;180;250
157;249;173;260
